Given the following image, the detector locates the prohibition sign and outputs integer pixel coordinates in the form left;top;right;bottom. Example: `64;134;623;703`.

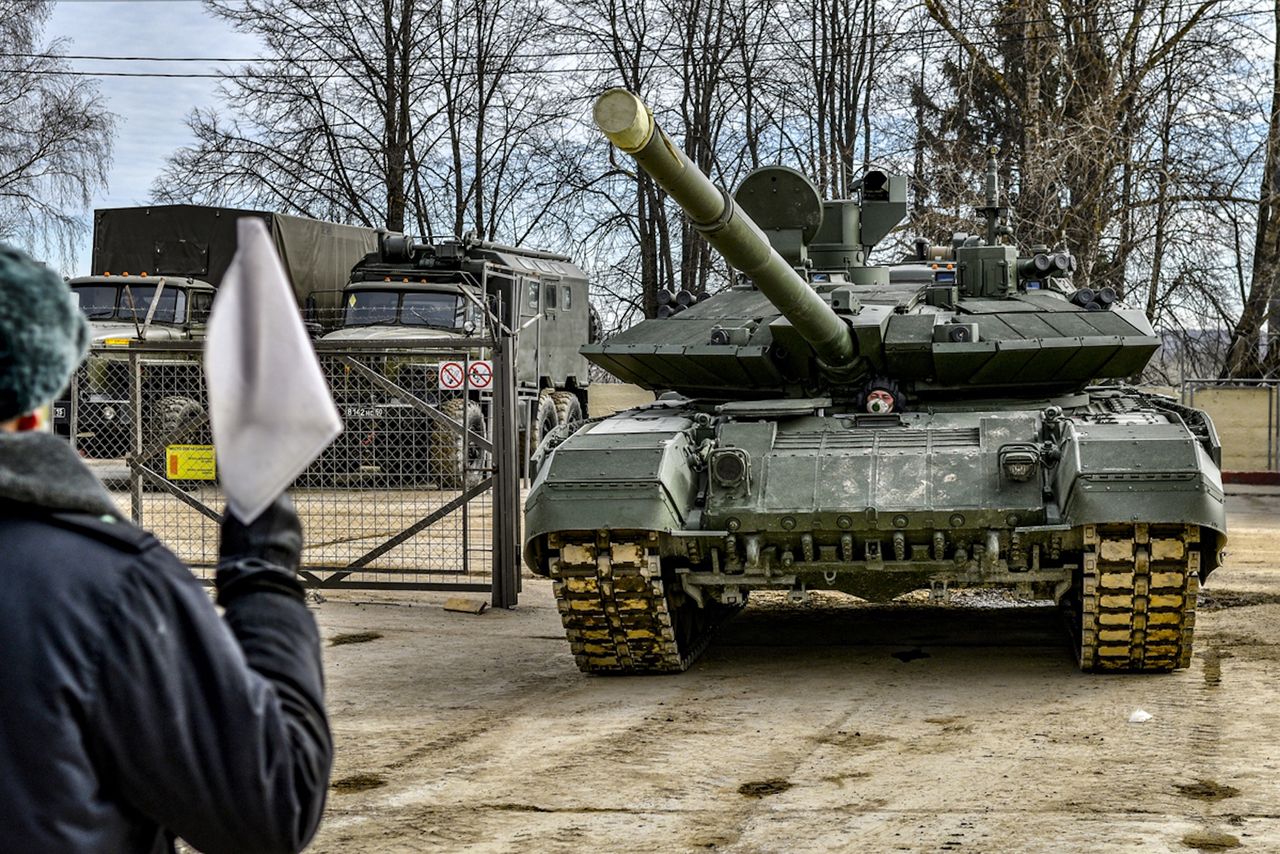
438;360;466;390
467;360;493;390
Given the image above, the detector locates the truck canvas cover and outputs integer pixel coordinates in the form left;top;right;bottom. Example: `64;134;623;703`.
91;205;378;312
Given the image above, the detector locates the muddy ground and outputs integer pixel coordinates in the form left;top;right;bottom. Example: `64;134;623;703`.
305;489;1280;853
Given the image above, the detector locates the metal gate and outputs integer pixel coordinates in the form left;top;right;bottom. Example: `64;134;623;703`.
58;337;522;606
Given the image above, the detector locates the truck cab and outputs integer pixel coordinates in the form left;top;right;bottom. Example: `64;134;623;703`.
57;205;378;459
322;281;481;342
69;274;216;343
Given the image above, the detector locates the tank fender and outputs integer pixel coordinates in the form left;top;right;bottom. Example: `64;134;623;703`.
522;414;700;572
1054;419;1227;558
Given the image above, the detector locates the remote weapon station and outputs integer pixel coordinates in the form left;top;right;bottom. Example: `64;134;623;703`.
524;89;1226;674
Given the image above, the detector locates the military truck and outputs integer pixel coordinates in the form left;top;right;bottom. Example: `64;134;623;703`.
59;205;378;458
320;231;595;485
523;90;1226;674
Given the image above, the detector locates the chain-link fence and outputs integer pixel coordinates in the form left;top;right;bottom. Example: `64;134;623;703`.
57;339;522;603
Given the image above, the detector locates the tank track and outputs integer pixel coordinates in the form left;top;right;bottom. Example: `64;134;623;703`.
1077;523;1200;672
549;533;713;674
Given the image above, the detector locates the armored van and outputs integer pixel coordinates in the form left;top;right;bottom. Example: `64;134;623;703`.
321;232;596;484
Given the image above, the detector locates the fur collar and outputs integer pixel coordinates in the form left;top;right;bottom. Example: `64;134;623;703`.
0;432;121;518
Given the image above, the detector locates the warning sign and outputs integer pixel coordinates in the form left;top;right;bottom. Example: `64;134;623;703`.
467;360;493;390
438;360;466;390
166;445;217;481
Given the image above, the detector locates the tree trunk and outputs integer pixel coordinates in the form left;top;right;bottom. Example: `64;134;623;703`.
1224;0;1280;378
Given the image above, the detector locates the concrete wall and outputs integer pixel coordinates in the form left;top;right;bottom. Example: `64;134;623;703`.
1185;387;1277;472
586;383;655;418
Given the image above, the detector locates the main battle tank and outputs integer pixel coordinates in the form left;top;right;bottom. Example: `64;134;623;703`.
524;89;1227;674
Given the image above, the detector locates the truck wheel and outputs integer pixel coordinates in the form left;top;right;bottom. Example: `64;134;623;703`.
552;390;583;432
147;396;207;487
156;396;206;438
434;398;490;490
520;390;560;477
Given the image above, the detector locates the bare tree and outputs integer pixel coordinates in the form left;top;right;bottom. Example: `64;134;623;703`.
768;0;878;198
920;0;1230;285
155;0;571;247
0;0;114;264
145;0;1277;365
1224;0;1280;377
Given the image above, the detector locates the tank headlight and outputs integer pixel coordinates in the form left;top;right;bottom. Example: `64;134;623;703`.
710;448;750;488
998;444;1040;482
101;405;117;421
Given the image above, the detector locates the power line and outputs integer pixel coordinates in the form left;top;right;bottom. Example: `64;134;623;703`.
7;0;1268;76
1;9;1260;82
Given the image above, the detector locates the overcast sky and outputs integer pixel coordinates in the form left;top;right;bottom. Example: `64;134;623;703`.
45;0;264;273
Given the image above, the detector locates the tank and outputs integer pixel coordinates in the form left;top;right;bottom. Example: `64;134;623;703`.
524;89;1227;674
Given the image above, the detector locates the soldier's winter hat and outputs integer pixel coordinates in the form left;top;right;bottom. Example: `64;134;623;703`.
0;243;89;421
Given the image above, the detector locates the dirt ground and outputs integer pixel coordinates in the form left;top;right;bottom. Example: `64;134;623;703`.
305;489;1280;853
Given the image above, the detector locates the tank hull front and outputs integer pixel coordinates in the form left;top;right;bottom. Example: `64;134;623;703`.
523;392;1226;673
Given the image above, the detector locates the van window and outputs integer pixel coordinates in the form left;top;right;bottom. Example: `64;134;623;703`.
527;280;540;311
545;283;557;310
562;285;572;309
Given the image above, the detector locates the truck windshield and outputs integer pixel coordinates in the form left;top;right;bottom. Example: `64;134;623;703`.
344;290;465;329
74;285;118;319
71;284;187;324
344;291;398;325
402;292;464;328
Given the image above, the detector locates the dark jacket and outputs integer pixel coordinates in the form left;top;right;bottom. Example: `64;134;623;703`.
0;432;331;853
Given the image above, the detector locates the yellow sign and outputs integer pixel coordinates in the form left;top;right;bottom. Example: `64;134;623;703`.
103;337;132;347
165;445;217;480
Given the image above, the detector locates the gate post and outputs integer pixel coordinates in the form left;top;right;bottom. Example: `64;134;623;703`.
129;351;144;525
491;333;521;608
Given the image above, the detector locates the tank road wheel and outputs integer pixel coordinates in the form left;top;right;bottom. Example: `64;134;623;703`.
432;398;490;490
551;390;584;433
549;533;725;674
1072;523;1200;673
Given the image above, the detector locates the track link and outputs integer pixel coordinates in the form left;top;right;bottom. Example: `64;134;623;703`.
1078;523;1199;672
550;533;712;674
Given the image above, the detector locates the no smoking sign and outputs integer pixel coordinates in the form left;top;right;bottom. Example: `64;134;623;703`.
438;361;466;390
437;359;493;391
467;360;493;390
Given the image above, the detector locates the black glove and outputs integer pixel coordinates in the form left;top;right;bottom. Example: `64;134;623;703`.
216;495;305;606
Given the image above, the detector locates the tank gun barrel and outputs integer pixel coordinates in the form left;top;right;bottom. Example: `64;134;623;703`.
593;89;855;369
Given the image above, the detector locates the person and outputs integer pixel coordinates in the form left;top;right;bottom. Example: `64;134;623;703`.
0;242;332;853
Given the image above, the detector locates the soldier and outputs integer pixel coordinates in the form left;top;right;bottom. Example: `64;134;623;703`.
0;242;332;852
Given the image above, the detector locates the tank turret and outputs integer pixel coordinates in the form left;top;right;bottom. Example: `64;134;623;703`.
587;89;1161;404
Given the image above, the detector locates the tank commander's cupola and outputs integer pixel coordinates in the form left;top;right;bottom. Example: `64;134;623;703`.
733;166;907;286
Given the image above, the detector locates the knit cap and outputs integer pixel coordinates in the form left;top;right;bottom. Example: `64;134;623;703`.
0;243;90;421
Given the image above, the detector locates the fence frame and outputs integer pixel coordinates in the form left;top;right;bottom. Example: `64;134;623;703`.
65;335;523;607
